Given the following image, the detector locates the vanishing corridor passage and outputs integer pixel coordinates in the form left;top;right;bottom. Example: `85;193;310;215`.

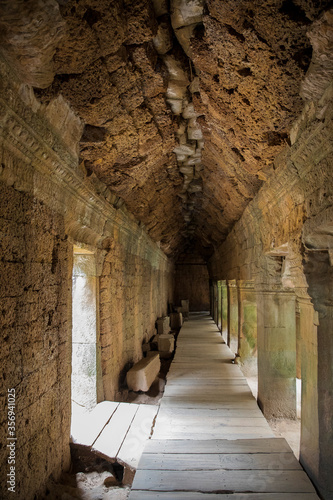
129;312;319;500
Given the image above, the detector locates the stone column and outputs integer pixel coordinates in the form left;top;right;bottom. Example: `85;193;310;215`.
209;281;214;317
213;281;218;325
217;280;222;331
237;280;257;376
221;280;228;343
297;297;319;485
227;280;239;355
303;249;333;499
257;288;297;419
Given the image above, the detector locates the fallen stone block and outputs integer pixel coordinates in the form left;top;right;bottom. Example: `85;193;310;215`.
181;299;190;319
156;316;170;335
158;333;175;353
126;353;160;392
170;312;183;329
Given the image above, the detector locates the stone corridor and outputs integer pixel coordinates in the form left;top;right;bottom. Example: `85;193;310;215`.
0;1;333;499
130;313;318;499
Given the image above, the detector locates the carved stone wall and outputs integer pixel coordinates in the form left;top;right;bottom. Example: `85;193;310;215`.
174;253;210;311
0;53;174;499
100;236;173;400
208;9;333;497
0;183;72;499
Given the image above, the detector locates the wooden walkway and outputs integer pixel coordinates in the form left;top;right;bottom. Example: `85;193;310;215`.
71;401;157;483
130;312;319;499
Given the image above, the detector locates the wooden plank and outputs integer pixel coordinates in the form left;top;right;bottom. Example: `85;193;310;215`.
138;452;302;470
117;405;157;469
92;403;138;459
163;385;253;397
160;397;259;410
131;469;316;493
143;438;293;454
152;430;274;440
153;417;271;431
156;407;265;419
167;373;248;387
71;401;119;447
129;492;319;500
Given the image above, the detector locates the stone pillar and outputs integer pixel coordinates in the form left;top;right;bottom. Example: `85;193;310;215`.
298;297;319;486
221;280;228;343
217;281;222;331
72;250;99;409
257;288;297;419
303;249;333;499
209;282;214;317
213;281;218;325
227;280;238;354
237;280;257;376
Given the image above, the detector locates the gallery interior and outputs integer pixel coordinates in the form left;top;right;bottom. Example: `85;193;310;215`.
0;0;332;499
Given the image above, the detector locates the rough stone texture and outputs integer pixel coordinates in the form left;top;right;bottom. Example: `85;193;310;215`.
9;0;326;258
174;253;210;311
0;183;72;500
126;353;161;392
0;52;174;499
208;11;333;496
156;316;171;335
34;0;186;256
99;240;173;400
0;0;65;88
158;333;175;353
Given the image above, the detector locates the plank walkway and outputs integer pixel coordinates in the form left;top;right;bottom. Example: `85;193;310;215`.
71;400;158;483
130;312;319;499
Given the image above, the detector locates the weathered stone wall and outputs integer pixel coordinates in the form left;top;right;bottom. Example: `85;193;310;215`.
0;182;72;499
174;254;210;311
0;52;174;499
100;238;173;399
209;9;333;497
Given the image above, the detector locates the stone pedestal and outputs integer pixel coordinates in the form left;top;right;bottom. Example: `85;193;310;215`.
158;333;175;354
170;312;183;329
156;316;170;335
237;280;257;377
257;288;296;419
227;280;239;355
181;299;190;319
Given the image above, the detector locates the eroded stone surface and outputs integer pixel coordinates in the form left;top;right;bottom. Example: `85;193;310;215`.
18;0;329;258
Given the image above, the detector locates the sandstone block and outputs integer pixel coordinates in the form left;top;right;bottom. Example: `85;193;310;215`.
126;353;160;392
158;333;175;353
156;316;170;334
170;312;183;329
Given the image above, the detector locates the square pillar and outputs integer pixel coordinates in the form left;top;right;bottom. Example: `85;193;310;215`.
217;281;222;331
257;288;297;419
298;298;319;484
209;282;214;317
213;282;218;325
237;280;257;377
221;280;228;344
227;280;239;355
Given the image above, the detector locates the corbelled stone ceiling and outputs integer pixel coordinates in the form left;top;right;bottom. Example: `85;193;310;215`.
1;0;331;258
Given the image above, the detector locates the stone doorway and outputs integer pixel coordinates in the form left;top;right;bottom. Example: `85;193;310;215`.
71;246;101;410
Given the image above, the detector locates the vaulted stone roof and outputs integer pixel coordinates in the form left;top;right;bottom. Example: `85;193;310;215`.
1;0;331;258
